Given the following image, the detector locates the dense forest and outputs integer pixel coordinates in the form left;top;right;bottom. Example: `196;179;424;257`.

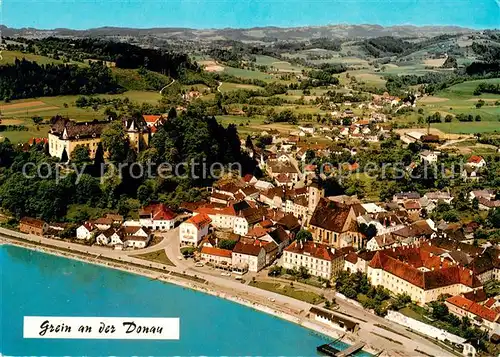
0;59;122;100
6;37;197;77
362;36;414;57
0;109;256;221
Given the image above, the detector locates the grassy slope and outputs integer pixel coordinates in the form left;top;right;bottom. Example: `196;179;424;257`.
0;91;162;143
419;78;500;134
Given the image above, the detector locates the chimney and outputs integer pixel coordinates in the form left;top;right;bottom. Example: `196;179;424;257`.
469;270;472;276
216;237;218;246
331;247;336;254
440;256;444;262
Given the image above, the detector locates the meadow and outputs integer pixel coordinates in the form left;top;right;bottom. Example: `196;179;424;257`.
0;91;162;143
415;78;500;134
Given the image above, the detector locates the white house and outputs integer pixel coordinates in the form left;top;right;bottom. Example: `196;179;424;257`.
179;213;211;247
139;203;178;231
466;155;486;169
121;226;151;248
76;222;94;240
232;241;266;273
419;150;438;163
298;125;315;135
96;228;122;246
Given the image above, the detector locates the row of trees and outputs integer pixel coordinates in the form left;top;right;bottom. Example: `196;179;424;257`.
0;59;122;101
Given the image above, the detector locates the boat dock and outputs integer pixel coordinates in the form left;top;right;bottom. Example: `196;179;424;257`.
335;342;365;357
316;341;366;357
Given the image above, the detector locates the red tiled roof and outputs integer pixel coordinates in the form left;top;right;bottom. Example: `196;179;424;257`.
143;115;161;123
447;296;499;322
468;155;484;164
485;297;496;308
195;205;236;217
345;252;358;264
28;137;48;145
369;249;482;290
285;241;339;261
403;200;421;210
140;203;177;220
242;174;254;183
201;246;232;258
233;241;265;256
185;213;211;229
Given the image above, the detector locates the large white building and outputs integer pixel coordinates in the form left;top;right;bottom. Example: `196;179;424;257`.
283;240;347;280
179;213;211;246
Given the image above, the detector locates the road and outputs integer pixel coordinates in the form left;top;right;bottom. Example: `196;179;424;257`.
0;226;454;356
159;79;176;95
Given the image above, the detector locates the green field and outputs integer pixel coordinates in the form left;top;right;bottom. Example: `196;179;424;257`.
254;55;304;73
218;82;263;93
1;50;85;66
1;50;64;65
437;78;500;99
223;66;275;81
415;78;500;134
0;91;163;143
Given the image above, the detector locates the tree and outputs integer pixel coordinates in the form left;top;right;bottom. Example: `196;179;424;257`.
296;229;313;242
431;302;449;320
305;150;316;164
101;120;129;163
298;266;310;279
444;114;453;123
359;223;378;239
268;265;282;277
487;208;500;228
32;116;43;125
60;148;69;163
476;99;485;109
70;144;90;164
75;174;101;205
168;107;177;119
245;135;254;151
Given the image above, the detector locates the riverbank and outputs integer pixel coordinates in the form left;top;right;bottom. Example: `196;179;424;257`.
0;236;378;355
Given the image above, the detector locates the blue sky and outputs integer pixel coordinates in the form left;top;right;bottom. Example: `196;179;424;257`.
2;0;499;30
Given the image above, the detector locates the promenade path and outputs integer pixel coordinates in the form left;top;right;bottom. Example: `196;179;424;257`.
0;226;454;356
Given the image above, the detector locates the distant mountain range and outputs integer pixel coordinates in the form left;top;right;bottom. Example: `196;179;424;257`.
0;24;478;42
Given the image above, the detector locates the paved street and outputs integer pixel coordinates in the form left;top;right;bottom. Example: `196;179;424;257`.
0;226;454;356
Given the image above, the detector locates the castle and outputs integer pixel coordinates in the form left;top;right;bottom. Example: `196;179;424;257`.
48;117;150;160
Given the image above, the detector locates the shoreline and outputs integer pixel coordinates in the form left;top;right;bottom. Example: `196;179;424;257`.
0;237;377;355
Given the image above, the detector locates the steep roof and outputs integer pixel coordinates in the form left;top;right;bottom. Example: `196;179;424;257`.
50;117;108;140
268;226;290;245
468;155;484;164
201;246;232;258
309;199;352;233
369;250;482;290
447;296;499;322
232;241;265;256
285;240;340;261
184;213;212;229
140;203;177;221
